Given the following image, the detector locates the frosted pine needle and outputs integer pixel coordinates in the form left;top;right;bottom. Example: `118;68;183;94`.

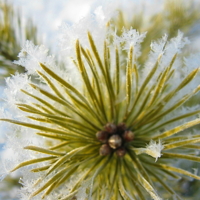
1;24;200;200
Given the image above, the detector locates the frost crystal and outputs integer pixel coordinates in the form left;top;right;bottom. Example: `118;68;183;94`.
134;140;164;161
145;140;164;161
113;28;146;57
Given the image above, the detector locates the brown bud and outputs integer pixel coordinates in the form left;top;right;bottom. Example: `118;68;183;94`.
104;123;117;134
108;135;122;149
99;144;111;156
117;123;127;134
123;130;134;142
96;131;108;143
116;147;126;157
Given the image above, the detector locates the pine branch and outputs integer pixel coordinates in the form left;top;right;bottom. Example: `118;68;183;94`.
112;0;200;65
0;0;40;81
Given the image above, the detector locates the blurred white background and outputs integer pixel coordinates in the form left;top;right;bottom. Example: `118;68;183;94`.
10;0;95;47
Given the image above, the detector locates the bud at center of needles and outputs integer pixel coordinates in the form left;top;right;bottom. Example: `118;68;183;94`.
96;123;134;157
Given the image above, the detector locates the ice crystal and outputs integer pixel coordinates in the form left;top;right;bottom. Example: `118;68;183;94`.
134;140;164;162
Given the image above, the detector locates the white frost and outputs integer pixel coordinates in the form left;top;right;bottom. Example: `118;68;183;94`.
113;28;146;58
134;140;164;162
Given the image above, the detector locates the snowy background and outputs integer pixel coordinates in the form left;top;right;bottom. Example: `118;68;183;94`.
10;0;96;48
